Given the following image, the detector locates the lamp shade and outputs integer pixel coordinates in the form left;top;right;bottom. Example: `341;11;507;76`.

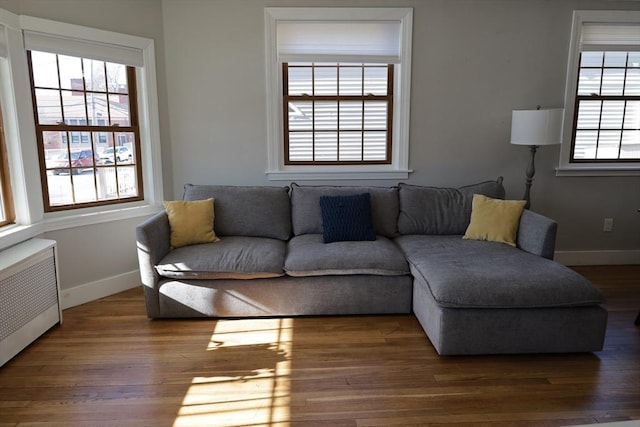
510;108;564;146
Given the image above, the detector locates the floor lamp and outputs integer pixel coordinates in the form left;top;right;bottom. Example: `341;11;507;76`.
510;108;563;210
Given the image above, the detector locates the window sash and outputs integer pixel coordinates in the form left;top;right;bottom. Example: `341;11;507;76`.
570;50;640;163
283;63;393;165
0;102;15;227
28;51;144;212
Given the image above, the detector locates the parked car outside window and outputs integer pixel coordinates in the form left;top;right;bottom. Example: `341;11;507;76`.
99;146;133;164
49;149;96;175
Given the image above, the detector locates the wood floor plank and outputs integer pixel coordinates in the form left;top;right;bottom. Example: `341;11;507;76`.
0;265;639;426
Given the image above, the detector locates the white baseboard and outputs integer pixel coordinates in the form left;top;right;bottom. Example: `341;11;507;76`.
60;270;141;310
554;250;640;266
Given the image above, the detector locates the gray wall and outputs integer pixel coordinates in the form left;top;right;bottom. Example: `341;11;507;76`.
0;0;172;291
162;0;640;252
1;0;639;294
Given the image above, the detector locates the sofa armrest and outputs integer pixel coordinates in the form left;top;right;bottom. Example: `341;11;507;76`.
516;209;558;260
136;211;171;318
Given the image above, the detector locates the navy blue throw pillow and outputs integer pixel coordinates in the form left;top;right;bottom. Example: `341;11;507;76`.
319;193;376;243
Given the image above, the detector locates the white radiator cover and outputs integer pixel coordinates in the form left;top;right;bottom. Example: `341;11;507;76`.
0;238;62;367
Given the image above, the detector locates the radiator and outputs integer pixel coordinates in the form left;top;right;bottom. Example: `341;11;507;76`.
0;238;62;367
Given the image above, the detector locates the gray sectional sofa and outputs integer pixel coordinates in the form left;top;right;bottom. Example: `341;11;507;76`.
136;178;608;355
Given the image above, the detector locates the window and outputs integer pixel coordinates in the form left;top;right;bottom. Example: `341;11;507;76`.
284;62;393;165
0;102;15;227
560;11;640;175
265;8;413;180
28;50;142;212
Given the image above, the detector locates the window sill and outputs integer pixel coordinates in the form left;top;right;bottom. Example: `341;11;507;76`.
0;223;45;252
266;167;412;181
556;164;640;177
43;202;163;232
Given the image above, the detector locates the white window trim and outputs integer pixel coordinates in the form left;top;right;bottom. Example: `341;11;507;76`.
0;10;164;248
557;10;640;177
264;7;413;181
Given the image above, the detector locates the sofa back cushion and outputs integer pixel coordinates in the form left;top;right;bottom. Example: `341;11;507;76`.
182;184;292;240
290;183;399;238
398;177;505;235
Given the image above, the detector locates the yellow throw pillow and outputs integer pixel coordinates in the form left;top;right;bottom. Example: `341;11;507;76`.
463;194;526;247
163;198;220;249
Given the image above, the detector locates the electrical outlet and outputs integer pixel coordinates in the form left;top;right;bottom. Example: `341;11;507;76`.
603;218;613;232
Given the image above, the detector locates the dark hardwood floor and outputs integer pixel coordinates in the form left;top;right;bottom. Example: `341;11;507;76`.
0;265;639;427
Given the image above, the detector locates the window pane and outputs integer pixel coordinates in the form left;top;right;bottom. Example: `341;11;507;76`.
625;69;640;95
600;101;625;129
364;66;388;95
62;89;87;124
577;68;601;96
116;166;139;197
576;101;602;129
601;69;625;95
629;52;640;68
604;52;627;67
84;59;107;92
47;174;74;206
620;130;640;159
58;55;84;91
110;94;131;126
339;66;362;95
96;167;119;201
288;66;312;95
580;52;603;67
364;102;387;129
288;102;313;130
363;132;387;160
624;101;640;129
288;132;313;161
73;172;98;203
314;132;337;161
35;89;63;125
573;130;598;159
85;92;108;125
31;51;59;89
339;132;362;160
339;102;363;130
596;131;621;159
314;102;337;130
106;62;129;93
314;66;337;95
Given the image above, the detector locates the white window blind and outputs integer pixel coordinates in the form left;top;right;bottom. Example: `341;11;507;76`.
23;30;143;67
581;23;640;51
277;21;401;63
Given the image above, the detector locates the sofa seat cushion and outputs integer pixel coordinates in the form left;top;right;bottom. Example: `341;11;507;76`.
156;236;286;280
284;234;410;277
394;235;604;308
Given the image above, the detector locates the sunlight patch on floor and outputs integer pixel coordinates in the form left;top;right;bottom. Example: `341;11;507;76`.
173;318;293;427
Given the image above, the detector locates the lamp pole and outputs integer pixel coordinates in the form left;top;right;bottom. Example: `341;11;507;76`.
523;145;539;210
